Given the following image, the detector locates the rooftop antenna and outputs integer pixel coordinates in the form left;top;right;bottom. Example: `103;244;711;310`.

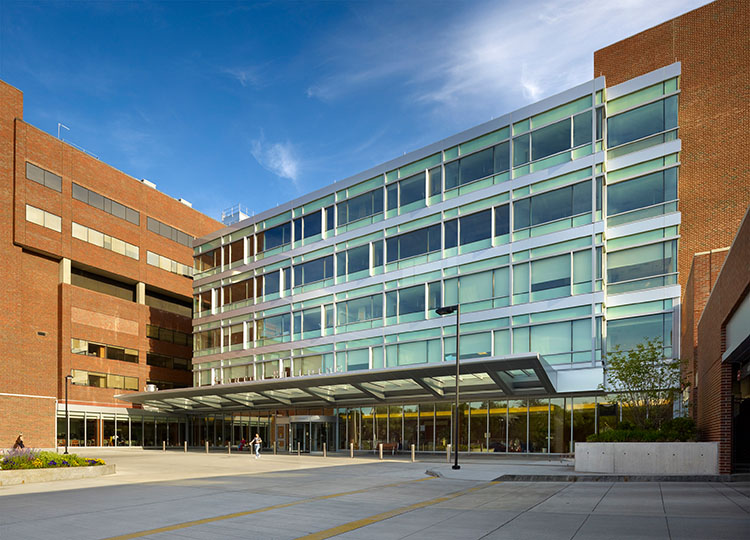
57;123;70;140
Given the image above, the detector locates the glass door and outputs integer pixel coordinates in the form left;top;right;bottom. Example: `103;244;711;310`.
291;422;309;452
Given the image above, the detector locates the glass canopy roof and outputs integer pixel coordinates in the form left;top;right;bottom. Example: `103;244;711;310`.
117;354;558;413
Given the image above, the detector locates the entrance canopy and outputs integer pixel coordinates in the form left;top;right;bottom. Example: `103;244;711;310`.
116;354;558;414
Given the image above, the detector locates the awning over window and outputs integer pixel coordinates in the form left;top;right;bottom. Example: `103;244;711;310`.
116;354;558;413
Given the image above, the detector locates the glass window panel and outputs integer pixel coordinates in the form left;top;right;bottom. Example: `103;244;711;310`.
573;250;592;284
573;110;592;147
293;218;302;242
386;291;397;317
399;341;427;365
303;211;322;238
513;133;530;166
528;399;549;453
263;222;291;250
461;332;491;359
326;205;335;231
607;241;674;283
494;205;509;236
493;267;509;298
606;313;672;352
46;210;61;232
531;321;571;355
88;191;104;210
494;329;510;355
347;244;369;274
572;319;590;351
26;162;45;183
387;184;398;210
607;169;676;216
295;255;333;286
572;180;591;215
428;167;442;196
493;141;510;173
372;240;384;267
302;307;321;332
460;271;492;303
126;208;139;225
25;205;44;226
607;97;677;148
444;219;458;249
444;160;459;190
265;270;280;294
399;285;424;315
460;210;491;245
72;183;88;202
460;147;493;185
336;252;346;277
427;281;441;310
531;255;570;292
89;229;105;247
513;327;529;353
531;118;570;160
507;400;527;452
399;172;425;207
513;198;530;230
347;349;369;371
513;264;529;295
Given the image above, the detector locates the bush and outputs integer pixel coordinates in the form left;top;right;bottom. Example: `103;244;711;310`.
586;417;697;443
1;448;105;470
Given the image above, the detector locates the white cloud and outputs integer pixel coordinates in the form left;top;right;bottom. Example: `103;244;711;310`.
250;137;300;184
224;66;262;88
307;0;710;125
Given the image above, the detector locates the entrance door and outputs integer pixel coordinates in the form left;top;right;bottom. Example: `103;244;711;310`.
291;422;308;452
290;420;336;452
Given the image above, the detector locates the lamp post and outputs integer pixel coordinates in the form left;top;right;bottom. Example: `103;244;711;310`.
64;374;73;454
436;304;460;470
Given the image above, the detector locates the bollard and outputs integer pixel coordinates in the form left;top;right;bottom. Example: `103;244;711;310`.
205;441;209;454
350;442;354;458
446;444;451;463
411;444;415;462
379;443;383;460
323;442;327;458
162;441;166;452
184;441;187;453
274;441;277;455
297;442;301;456
228;444;231;455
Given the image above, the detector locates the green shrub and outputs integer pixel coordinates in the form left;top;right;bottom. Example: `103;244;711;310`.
586;416;697;442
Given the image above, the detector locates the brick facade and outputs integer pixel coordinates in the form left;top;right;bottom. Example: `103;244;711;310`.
0;79;222;448
594;0;750;295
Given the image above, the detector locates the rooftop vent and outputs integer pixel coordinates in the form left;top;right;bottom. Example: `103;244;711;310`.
178;198;193;208
141;179;156;189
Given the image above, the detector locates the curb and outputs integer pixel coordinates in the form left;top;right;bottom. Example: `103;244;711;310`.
0;464;116;486
426;470;748;482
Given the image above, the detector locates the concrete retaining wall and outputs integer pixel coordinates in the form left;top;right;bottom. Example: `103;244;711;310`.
0;464;115;486
575;442;718;475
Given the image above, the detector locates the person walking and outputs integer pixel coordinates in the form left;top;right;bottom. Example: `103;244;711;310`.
251;433;262;459
13;433;24;449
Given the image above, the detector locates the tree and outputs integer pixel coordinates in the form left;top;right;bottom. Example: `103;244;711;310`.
601;338;683;429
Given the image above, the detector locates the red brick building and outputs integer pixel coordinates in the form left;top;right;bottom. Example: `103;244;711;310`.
0;79;221;449
596;0;749;473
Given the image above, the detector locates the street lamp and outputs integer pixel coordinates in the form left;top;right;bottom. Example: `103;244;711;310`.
436;304;460;470
64;374;73;454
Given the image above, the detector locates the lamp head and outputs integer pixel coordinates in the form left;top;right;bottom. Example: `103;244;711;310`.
65;374;73;380
435;305;458;316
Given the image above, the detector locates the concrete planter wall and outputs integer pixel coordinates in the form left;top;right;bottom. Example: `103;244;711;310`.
0;464;116;486
575;442;718;475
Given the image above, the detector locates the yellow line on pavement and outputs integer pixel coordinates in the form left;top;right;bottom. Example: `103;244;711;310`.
295;481;501;540
102;477;434;540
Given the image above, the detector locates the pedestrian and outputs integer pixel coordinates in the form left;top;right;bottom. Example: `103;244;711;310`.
252;433;262;459
13;433;24;449
239;437;246;451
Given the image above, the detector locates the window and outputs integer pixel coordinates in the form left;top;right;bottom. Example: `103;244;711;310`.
607;168;677;218
513;180;591;230
337;188;383;226
459;210;491;246
147;324;192;347
301;308;321;333
428;167;442;196
494;204;509;237
513;133;530;167
445;141;509;190
337;294;383;325
573;110;592;147
386;224;441;262
74;183;140;225
222;278;253;305
399;285;425;316
194;328;220;351
71;369;138;390
222;324;244;347
263;269;281;295
194;248;219;272
71;267;136;302
294;255;334;286
260;222;292;251
337;244;370;277
607;240;677;289
444;219;458;249
26;162;62;192
530;255;570;300
531;118;570;161
398;172;425;208
147;251;192;276
222;239;244;265
145;290;192;317
300;210;322;239
258;313;291;341
607;96;678;148
25;204;61;232
607;313;672;353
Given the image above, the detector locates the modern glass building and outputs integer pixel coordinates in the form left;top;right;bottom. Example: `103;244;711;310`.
121;63;682;454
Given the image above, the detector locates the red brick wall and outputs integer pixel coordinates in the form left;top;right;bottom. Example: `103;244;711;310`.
594;0;750;295
694;209;750;473
0;78;222;448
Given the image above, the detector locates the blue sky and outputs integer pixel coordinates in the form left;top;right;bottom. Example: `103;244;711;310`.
0;0;709;221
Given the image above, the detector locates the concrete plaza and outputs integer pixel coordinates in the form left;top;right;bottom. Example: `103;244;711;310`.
1;449;749;539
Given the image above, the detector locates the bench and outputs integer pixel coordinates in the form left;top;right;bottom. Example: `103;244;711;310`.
375;442;399;455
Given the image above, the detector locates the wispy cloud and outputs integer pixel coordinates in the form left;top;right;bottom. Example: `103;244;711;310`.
223;66;262;88
250;136;301;186
306;0;709;125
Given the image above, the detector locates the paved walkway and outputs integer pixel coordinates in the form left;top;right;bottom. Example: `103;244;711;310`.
1;450;749;539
